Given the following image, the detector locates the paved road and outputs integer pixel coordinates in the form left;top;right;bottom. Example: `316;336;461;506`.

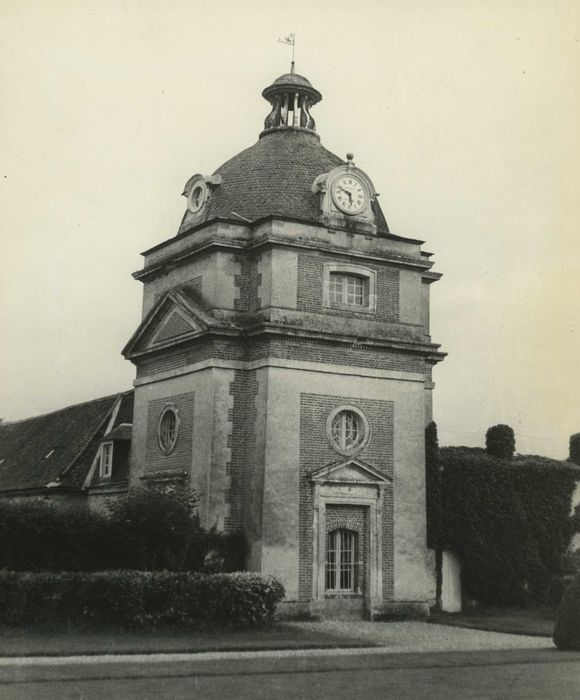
1;648;579;699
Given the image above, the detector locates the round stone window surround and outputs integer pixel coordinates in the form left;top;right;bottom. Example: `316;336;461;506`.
326;405;370;457
157;404;180;455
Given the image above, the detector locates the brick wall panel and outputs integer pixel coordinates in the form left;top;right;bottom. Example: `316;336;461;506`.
299;393;395;601
234;254;262;312
297;253;400;322
144;392;194;476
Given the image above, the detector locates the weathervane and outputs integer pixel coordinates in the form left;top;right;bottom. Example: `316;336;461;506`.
277;33;296;73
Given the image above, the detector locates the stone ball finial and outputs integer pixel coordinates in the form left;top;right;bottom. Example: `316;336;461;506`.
346;152;354;162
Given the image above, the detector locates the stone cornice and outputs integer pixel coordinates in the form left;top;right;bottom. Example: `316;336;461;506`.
133;357;428;387
142;214;425;257
134;218;436;283
248;324;446;361
125;322;446;365
134;232;434;284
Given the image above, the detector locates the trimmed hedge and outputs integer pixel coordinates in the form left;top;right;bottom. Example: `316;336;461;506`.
485;424;515;460
439;447;578;605
0;490;247;573
570;433;580;466
0;571;285;628
0;501;112;572
553;571;580;649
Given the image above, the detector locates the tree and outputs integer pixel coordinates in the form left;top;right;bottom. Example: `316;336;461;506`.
108;486;202;570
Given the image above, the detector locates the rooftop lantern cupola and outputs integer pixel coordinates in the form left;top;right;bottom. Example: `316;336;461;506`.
261;64;322;138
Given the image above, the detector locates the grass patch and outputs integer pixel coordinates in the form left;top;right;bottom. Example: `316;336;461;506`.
429;606;556;637
0;622;372;657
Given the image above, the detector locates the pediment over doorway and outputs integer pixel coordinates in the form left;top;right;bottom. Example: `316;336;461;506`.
310;458;392;485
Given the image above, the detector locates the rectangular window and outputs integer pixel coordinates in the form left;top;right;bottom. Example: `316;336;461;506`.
328;273;367;307
326;529;356;593
100;442;113;479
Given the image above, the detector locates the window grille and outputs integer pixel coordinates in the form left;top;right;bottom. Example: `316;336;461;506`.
158;406;179;454
328;273;366;306
100;442;113;478
326;529;356;592
331;410;363;452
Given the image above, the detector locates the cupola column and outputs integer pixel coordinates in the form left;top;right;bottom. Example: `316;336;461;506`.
261;70;322;137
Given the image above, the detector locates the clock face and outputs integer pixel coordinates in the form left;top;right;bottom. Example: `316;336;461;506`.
332;175;366;214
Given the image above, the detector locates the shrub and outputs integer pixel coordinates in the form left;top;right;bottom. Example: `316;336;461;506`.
547;574;574;608
0;489;248;573
108;487;202;570
562;546;580;574
0;570;284;628
486;424;515;459
202;529;249;573
570;433;580;466
553;571;580;649
425;421;441;549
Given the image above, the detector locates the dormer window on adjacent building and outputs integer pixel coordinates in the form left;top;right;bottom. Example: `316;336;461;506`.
323;263;376;313
99;441;113;479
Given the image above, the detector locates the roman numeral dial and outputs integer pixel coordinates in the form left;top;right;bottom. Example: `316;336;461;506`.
332;175;366;215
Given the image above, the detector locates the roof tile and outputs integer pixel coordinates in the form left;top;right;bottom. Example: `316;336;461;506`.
178;130;390;235
0;394;123;492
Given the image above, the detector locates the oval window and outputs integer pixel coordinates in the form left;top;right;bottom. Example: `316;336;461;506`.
158;404;180;455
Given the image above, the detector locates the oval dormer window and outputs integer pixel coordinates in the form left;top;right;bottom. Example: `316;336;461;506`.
187;181;207;213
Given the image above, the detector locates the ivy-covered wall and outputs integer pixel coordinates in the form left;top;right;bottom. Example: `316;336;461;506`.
435;446;579;605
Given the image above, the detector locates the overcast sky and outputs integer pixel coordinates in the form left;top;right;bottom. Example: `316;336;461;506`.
1;0;578;459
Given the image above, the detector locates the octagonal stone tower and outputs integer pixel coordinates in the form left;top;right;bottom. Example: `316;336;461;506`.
123;67;445;618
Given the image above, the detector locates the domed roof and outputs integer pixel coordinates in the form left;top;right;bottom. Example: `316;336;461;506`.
177;71;390;235
178;130;343;233
271;72;313;88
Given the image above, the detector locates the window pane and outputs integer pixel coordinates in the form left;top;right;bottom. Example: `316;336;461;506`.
328;273;366;307
331;410;363;452
101;443;112;477
326;529;356;593
326;531;337;590
344;412;359;448
329;274;343;304
331;413;343;446
346;276;363;305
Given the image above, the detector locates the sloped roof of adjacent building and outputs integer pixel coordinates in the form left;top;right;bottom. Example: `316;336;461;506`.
0;391;133;492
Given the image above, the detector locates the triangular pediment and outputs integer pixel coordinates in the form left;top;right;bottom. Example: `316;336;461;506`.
122;289;212;358
310;458;392;485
